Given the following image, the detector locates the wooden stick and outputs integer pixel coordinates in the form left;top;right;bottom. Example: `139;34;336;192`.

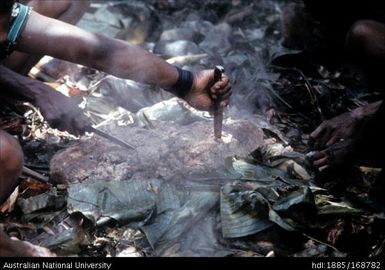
22;166;49;183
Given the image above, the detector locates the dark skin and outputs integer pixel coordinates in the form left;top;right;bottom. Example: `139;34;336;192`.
3;0;92;74
0;130;55;257
305;0;385;173
310;101;382;172
0;65;89;135
13;9;231;107
0;1;90;257
0;0;232;257
0;0;232;134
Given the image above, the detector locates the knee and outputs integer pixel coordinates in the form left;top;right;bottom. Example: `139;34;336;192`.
30;0;90;19
346;20;379;55
77;0;91;10
64;0;90;14
348;20;374;42
0;130;23;170
57;0;90;25
0;131;23;201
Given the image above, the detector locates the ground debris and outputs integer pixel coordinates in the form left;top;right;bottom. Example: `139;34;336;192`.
1;0;383;258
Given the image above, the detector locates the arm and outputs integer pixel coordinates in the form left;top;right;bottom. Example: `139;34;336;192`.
15;11;179;88
15;10;231;113
0;64;90;135
0;64;43;102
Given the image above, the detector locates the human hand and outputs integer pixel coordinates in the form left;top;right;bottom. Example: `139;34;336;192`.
309;102;382;172
309;111;362;150
309;138;356;172
33;83;90;135
184;69;232;112
310;102;382;150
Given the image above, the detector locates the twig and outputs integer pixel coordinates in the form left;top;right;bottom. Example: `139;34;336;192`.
302;233;340;252
22;166;49;183
270;65;325;121
293;68;324;121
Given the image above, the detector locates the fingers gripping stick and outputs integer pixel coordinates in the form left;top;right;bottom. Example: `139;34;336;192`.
213;65;225;139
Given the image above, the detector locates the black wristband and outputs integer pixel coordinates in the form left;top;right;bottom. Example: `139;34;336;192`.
166;66;194;99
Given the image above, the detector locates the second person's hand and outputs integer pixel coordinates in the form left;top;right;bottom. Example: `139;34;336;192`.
33;82;90;136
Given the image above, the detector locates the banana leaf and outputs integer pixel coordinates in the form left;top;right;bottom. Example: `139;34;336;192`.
225;156;285;182
220;184;273;238
67;179;160;226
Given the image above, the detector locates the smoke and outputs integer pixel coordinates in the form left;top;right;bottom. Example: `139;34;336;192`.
44;0;287;257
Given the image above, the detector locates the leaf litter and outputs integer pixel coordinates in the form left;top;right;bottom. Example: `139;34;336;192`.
0;0;384;258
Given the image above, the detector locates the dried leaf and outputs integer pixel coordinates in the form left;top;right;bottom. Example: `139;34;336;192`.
0;187;19;213
19;178;51;198
17;188;66;215
225;156;284;182
315;194;364;216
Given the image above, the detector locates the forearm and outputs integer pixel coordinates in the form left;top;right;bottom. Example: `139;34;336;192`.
89;37;179;88
0;64;38;102
16;11;179;89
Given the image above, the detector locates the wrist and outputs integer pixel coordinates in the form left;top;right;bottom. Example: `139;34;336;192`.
165;66;194;99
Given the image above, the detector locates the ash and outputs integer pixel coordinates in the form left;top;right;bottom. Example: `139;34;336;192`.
50;108;263;184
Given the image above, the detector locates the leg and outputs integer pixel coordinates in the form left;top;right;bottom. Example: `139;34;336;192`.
0;130;23;204
0;132;56;257
3;0;90;75
20;0;90;25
